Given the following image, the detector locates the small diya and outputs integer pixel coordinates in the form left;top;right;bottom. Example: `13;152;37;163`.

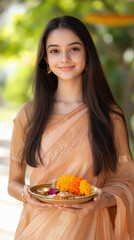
37;186;59;195
37;187;50;195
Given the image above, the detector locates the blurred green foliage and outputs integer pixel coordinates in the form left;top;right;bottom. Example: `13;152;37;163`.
0;0;134;155
0;107;17;121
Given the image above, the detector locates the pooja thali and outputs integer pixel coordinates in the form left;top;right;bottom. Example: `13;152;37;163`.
28;183;98;204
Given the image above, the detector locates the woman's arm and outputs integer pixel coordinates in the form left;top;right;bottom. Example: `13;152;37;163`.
8;160;55;210
8;160;26;201
9;104;56;210
56;189;116;216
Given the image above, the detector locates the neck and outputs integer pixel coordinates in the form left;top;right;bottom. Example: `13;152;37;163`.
54;78;83;103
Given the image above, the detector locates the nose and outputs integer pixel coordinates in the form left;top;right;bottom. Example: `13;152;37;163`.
61;50;70;62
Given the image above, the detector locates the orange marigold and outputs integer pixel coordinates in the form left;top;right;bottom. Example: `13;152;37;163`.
80;180;92;196
69;177;83;194
57;175;76;192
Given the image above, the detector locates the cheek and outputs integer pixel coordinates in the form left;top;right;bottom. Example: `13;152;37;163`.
78;54;86;69
74;52;86;64
47;56;60;68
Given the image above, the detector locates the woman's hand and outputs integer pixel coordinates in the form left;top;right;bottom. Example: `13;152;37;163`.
22;185;55;211
56;189;116;216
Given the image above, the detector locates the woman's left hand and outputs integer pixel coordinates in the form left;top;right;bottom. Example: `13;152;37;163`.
56;189;116;216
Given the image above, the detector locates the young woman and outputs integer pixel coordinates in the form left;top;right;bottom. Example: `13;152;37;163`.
8;16;134;239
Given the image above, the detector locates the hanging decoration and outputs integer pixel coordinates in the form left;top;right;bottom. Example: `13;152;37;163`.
84;13;134;27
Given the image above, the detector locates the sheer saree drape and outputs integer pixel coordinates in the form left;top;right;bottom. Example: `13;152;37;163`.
10;103;134;240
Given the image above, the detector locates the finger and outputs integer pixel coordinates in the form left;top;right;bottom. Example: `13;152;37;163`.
59;206;82;210
31;202;53;209
53;204;59;207
28;198;53;208
62;204;84;209
93;188;102;201
23;185;31;198
97;188;102;195
26;190;31;197
59;206;87;216
37;206;54;211
25;184;30;190
24;184;30;192
94;194;101;201
58;206;83;214
32;200;52;207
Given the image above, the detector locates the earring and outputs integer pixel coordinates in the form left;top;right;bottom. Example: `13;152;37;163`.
47;64;52;74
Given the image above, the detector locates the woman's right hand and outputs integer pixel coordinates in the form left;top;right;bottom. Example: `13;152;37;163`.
22;185;55;211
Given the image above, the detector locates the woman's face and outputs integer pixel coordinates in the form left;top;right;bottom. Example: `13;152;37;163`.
45;28;86;82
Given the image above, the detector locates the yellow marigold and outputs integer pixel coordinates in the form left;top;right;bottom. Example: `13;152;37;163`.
80;180;92;196
57;175;76;192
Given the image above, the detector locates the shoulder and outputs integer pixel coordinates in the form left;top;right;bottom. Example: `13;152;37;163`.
110;105;124;122
110;105;128;139
16;101;33;117
109;105;127;135
14;101;33;128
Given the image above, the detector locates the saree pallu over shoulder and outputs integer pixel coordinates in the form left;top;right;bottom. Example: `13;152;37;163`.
13;104;134;240
29;104;101;187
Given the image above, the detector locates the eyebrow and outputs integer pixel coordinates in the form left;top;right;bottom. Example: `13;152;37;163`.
47;41;82;48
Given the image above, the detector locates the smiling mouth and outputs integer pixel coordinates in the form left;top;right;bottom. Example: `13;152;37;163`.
58;66;74;71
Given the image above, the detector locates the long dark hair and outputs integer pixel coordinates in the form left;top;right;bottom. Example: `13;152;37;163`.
22;15;127;176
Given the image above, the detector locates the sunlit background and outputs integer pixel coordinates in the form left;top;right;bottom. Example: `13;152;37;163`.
0;0;134;239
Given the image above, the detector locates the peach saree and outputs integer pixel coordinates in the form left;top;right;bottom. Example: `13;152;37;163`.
10;103;134;240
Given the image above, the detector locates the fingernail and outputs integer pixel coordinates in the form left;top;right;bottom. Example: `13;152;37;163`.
98;189;102;194
94;196;99;201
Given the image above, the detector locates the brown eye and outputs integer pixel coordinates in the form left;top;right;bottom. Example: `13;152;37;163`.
72;47;80;51
50;49;59;53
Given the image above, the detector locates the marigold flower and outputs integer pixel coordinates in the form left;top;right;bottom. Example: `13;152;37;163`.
57;175;76;192
57;175;92;196
69;177;83;194
80;180;92;196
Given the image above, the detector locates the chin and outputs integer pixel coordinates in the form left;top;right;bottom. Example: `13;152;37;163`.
57;73;83;81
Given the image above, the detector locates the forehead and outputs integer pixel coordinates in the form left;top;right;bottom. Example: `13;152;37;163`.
46;28;82;46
